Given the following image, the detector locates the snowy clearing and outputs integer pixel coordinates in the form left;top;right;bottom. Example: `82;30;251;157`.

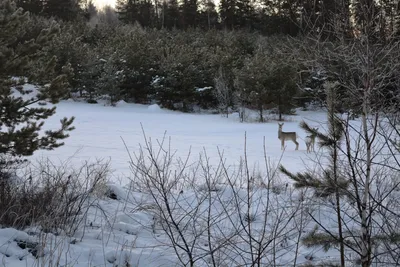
32;97;328;186
4;87;388;267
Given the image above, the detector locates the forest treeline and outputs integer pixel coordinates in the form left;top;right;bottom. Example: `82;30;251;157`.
9;0;400;118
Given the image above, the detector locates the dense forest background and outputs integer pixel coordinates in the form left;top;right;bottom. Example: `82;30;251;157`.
10;0;400;118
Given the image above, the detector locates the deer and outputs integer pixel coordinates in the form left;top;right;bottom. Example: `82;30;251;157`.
305;128;319;153
278;123;299;150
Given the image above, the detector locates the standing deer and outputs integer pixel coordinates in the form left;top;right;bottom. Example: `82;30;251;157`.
278;123;299;150
305;128;318;153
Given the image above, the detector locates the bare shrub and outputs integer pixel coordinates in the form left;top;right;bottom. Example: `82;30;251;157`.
0;158;110;235
214;66;234;117
124;128;307;266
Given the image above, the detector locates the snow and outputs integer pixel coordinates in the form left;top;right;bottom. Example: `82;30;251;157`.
1;84;354;266
196;86;213;92
115;100;128;106
147;103;162;112
29;98;327;185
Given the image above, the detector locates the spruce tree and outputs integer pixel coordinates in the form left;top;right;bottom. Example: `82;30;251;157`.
0;1;74;163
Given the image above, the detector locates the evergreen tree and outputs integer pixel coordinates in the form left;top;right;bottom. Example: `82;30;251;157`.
234;41;297;122
97;56;124;105
162;0;180;29
116;0;155;27
15;0;43;15
198;0;218;30
0;1;74;162
219;0;235;29
219;0;256;30
197;1;218;29
84;0;98;20
235;0;255;29
280;81;348;266
181;0;198;28
116;0;135;23
42;0;82;21
138;0;155;27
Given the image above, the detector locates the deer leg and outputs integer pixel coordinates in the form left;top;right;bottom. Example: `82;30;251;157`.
281;140;285;150
294;140;299;150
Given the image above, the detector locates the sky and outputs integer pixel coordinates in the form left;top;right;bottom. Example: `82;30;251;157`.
94;0;116;9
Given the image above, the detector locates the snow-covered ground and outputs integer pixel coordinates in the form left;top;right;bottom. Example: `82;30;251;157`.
32;98;328;185
1;87;353;267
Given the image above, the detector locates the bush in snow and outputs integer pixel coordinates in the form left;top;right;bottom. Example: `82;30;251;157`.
0;158;110;235
125;130;308;267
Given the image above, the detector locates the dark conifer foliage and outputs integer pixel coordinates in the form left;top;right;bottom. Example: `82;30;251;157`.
0;0;74;160
42;0;83;21
161;0;180;29
116;0;155;27
197;0;218;30
15;0;43;15
219;0;236;30
5;0;400;115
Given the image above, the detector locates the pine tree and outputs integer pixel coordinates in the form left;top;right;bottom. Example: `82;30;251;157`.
162;0;180;29
137;0;155;27
116;0;155;27
0;1;74;162
42;0;82;21
116;0;133;23
181;0;198;28
84;0;98;20
206;0;218;28
97;57;124;106
280;81;349;266
219;0;235;29
234;42;297;122
235;0;254;29
15;0;43;15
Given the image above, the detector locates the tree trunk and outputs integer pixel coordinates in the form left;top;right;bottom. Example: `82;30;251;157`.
360;111;372;267
278;95;282;121
333;125;346;267
360;63;373;266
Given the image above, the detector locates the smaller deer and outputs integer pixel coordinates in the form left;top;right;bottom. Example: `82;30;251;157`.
305;128;319;153
278;123;299;150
